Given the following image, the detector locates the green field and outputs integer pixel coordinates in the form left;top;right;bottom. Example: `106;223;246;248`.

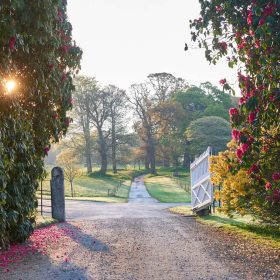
169;206;280;247
39;168;146;203
144;167;191;203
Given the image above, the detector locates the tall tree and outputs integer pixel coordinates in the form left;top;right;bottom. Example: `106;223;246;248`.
130;83;157;174
0;0;82;248
87;89;110;174
74;76;97;173
147;72;188;103
105;85;127;174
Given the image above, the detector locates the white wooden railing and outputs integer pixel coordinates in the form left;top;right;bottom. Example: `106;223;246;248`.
190;147;213;212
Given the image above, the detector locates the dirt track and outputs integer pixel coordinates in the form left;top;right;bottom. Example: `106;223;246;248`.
1;178;279;280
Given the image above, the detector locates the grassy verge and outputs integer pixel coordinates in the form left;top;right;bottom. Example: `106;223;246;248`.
39;168;148;203
144;167;191;203
169;206;280;247
35;215;57;229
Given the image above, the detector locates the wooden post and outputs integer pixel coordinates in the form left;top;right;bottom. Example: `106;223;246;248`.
51;167;65;222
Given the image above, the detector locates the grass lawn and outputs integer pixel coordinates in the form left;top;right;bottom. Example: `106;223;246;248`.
35;215;57;228
169;206;280;247
39;168;146;203
144;167;191;203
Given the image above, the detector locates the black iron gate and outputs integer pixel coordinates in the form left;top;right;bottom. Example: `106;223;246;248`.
37;179;52;216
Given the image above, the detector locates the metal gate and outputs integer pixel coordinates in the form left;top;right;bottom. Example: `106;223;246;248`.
190;147;213;212
37;179;52;216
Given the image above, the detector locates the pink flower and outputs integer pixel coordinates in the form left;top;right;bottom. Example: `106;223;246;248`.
248;164;259;174
62;45;70;53
272;173;280;181
248;112;256;123
258;17;265;26
232;129;241;141
218;42;227;51
229;108;238;118
219;78;226;85
238;97;246;105
44;147;50;154
247;11;253;25
215;6;223;12
254;40;260;48
61;73;67;81
265;182;272;190
9;36;16;50
273;189;280;201
240;143;250;153
236;148;244;159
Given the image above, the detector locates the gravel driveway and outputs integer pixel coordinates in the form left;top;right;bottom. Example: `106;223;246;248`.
2;177;279;280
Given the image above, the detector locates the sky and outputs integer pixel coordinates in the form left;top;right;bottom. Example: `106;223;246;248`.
67;0;238;92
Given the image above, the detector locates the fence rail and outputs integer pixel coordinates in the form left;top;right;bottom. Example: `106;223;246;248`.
37;179;52;216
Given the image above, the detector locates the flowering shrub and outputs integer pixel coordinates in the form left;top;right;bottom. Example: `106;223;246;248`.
190;1;280;224
0;1;82;248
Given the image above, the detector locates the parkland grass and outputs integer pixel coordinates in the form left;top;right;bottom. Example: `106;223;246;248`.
144;167;191;203
169;206;280;247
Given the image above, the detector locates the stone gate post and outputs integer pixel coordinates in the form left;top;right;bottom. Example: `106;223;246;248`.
51;167;65;222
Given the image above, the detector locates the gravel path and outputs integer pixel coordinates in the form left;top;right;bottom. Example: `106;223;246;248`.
1;177;279;280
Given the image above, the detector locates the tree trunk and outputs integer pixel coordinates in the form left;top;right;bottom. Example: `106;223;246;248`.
111;115;117;174
148;136;156;174
98;128;107;175
163;155;170;167
70;181;74;197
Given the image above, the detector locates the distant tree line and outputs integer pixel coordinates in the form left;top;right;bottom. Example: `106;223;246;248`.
55;73;237;175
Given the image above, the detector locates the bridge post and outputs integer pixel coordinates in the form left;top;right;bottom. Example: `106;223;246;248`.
51;167;65;222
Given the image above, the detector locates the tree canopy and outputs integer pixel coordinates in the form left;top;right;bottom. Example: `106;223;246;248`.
0;0;81;248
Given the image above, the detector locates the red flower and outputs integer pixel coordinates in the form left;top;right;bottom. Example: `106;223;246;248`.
61;73;67;81
232;129;241;141
273;189;280;201
247;11;253;25
238;97;246;105
236;148;244;160
272;173;280;181
265;182;272;190
9;36;16;50
254;40;260;48
53;113;59;120
218;42;227;51
219;78;226;85
229;108;238;117
215;6;223;12
247;136;254;144
49;64;54;71
258;17;265;26
248;112;256;123
62;45;70;53
44;146;50;154
248;164;259;174
240;143;250;153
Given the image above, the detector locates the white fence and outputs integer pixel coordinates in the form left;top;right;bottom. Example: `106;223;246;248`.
190;147;213;212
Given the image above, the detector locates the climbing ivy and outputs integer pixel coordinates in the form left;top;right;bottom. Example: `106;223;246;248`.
0;0;82;248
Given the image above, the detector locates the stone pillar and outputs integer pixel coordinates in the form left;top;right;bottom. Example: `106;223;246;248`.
51;167;65;222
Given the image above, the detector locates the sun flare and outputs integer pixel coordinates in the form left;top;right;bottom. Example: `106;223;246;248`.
6;80;16;93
